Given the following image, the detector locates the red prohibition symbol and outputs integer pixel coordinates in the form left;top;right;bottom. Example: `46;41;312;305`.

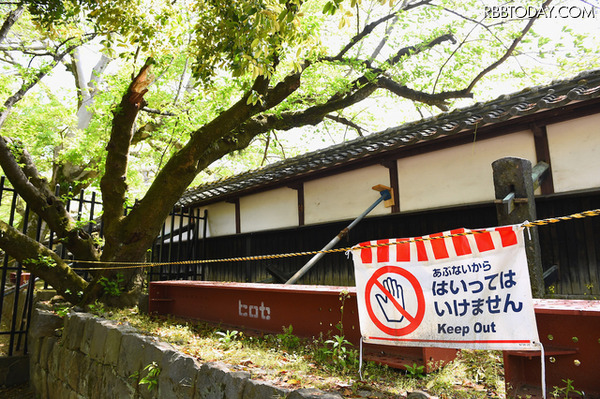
365;266;426;336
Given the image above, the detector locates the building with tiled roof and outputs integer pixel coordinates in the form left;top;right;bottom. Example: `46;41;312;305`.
178;69;600;213
161;70;600;297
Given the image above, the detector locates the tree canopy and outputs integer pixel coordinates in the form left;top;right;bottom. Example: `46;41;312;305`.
0;0;598;305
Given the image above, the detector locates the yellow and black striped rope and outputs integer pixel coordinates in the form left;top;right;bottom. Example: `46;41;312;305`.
70;208;600;271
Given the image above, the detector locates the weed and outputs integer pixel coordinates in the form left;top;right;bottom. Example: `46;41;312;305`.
277;325;300;351
459;349;504;391
155;323;195;345
323;334;358;371
139;361;161;391
99;308;505;398
54;305;70;318
87;300;106;315
405;362;425;379
552;379;582;398
336;290;350;335
99;273;124;297
216;329;239;349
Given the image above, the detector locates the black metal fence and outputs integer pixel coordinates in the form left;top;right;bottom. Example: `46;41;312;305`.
147;208;208;281
0;177;206;357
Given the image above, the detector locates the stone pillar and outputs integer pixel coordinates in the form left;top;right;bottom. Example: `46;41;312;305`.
492;157;545;298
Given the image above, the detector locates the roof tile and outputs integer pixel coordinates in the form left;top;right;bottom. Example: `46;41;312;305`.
178;69;600;208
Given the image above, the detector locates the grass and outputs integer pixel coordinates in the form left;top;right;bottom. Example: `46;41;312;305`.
87;306;507;399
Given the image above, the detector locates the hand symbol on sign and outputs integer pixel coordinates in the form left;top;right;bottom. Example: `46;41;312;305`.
375;277;405;323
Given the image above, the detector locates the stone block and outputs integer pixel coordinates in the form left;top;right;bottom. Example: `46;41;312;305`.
103;321;135;367
62;384;79;399
39;336;58;371
65;351;86;392
30;333;42;364
99;365;129;399
57;347;78;388
242;378;289;399
139;378;160;399
107;374;137;399
117;333;150;380
79;316;98;355
142;337;176;368
30;359;47;397
77;352;92;395
159;351;199;398
29;309;356;399
46;371;63;398
196;362;251;399
63;312;91;351
49;341;65;377
86;361;105;399
139;342;171;399
29;308;63;340
89;319;111;362
287;388;344;399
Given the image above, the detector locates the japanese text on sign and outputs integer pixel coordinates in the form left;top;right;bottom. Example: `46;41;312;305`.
352;225;540;351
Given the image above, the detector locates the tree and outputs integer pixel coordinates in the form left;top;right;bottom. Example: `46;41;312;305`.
0;0;596;306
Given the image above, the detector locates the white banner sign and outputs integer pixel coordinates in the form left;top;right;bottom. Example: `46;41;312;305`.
352;225;540;350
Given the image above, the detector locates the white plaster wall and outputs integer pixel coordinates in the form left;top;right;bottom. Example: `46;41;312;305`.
397;131;537;211
304;164;391;224
240;187;298;233
160;214;189;243
547;114;600;193
202;202;236;237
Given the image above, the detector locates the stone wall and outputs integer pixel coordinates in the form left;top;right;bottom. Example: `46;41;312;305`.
29;308;341;399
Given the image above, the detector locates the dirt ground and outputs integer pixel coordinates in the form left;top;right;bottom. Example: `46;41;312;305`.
0;383;35;398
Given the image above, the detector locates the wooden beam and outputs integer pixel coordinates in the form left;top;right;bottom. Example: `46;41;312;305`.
288;183;305;226
531;124;554;195
226;198;241;234
381;160;400;213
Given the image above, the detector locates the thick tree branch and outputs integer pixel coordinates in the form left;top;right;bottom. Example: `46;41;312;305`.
387;33;456;66
432;19;481;94
116;72;300;263
210;34;459;150
74;52;110;130
0;138;100;260
0;3;23;43
334;13;398;60
0;220;87;303
174;32;459;176
326;33;456;106
377;77;472;110
370;15;398;61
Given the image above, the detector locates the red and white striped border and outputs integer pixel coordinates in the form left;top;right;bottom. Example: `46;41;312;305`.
358;226;519;264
